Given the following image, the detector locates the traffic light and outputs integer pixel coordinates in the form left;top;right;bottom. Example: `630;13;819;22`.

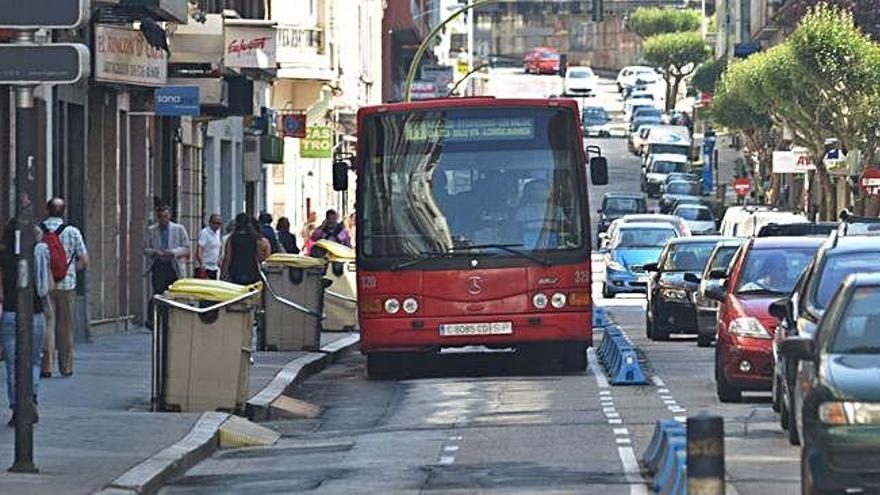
592;0;604;22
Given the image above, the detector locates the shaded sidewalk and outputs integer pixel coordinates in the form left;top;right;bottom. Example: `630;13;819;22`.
0;327;353;495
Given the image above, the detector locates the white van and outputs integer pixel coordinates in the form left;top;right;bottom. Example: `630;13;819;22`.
642;125;692;160
725;208;808;237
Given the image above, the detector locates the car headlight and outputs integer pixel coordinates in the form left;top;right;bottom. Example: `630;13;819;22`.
533;293;549;309
551;292;567;309
402;297;419;314
384;298;401;314
607;260;626;272
728;317;771;339
819;402;880;425
659;287;688;301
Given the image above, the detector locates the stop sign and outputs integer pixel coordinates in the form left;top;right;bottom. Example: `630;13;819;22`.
733;177;752;197
859;168;880;197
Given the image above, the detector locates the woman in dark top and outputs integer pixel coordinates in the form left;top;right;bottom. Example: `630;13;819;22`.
0;219;50;426
221;213;269;285
275;217;299;254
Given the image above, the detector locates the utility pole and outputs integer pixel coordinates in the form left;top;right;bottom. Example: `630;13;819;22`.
10;29;38;473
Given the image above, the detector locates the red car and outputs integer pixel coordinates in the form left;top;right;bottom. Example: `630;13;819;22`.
523;47;560;74
705;236;822;402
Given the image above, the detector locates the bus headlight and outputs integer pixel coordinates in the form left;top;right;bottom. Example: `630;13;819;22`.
402;297;419;314
533;293;549;309
384;298;401;314
551;292;567;308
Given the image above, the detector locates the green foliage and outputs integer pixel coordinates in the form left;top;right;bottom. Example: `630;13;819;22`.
692;58;726;93
628;7;702;38
643;31;711;72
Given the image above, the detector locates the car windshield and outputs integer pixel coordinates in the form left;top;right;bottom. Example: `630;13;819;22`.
651;161;689;174
709;246;740;271
617;227;677;248
667;182;700;196
583;108;608;121
830;286;880;354
568;69;593;78
661;243;715;272
650;144;690;156
604;198;645;216
814;251;880;309
360;106;584;259
543;53;560;60
676;206;713;221
634;108;662;119
736;248;816;295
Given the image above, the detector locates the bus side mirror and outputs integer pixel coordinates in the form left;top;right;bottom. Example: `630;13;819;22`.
590;156;608;186
333;160;349;191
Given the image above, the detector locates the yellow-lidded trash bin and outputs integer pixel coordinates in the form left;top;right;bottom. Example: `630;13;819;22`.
262;254;327;351
315;240;358;332
156;279;261;413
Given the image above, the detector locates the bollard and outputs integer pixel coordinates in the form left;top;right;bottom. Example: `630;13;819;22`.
687;414;725;495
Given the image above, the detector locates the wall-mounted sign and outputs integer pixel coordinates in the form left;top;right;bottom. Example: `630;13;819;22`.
0;0;90;29
95;24;167;86
0;44;90;85
281;113;307;138
300;126;333;159
155;86;200;116
224;24;276;69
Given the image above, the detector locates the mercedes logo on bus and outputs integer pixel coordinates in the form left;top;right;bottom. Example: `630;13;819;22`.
467;276;485;295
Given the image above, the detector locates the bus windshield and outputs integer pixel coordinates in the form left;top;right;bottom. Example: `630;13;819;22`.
359;106;585;260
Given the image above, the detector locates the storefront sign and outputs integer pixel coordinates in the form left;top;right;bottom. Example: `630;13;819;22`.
224;24;276;69
155;86;200;116
94;24;167;86
300;126;333;159
772;150;816;173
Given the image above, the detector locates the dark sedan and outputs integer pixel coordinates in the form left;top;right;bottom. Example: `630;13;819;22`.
781;273;880;495
645;237;729;340
659;180;702;214
596;193;648;242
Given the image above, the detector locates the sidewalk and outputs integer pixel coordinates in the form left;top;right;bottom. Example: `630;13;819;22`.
0;327;353;495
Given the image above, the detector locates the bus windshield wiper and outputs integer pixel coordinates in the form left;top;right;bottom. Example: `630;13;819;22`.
451;243;552;266
390;251;449;271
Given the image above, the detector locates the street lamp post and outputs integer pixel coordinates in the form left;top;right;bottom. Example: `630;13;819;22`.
403;0;501;103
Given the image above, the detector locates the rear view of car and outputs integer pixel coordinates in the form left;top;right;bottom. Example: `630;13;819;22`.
596;193;647;241
564;66;596;96
582;106;611;137
603;222;679;298
673;204;716;235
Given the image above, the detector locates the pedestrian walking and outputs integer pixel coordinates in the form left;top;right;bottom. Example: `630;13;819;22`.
39;198;89;378
275;217;299;254
301;211;318;255
144;206;190;327
310;209;352;247
1;219;51;425
221;213;270;285
258;212;283;254
196;213;223;279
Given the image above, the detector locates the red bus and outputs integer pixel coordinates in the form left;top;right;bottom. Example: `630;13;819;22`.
338;98;608;378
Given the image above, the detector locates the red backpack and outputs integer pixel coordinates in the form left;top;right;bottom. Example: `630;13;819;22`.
40;222;71;282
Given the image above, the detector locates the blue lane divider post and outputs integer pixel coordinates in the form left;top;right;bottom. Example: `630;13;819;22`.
592;306;607;328
598;325;648;385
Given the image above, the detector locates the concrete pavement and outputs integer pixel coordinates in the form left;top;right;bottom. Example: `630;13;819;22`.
0;328;356;495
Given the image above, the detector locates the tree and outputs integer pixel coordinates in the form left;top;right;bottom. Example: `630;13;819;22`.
642;31;711;111
692;57;727;94
628;7;702;38
776;0;880;40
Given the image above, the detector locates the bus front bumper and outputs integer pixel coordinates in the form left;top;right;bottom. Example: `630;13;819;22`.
360;311;592;353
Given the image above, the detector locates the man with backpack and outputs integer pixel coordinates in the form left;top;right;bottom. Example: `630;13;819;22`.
40;197;89;378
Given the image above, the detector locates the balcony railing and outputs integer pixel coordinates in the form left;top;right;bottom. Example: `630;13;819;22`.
276;25;323;53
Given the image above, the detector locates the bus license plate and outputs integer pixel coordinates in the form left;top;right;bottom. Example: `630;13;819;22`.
439;322;513;337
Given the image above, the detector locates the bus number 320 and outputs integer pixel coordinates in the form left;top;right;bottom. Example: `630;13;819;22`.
574;271;589;285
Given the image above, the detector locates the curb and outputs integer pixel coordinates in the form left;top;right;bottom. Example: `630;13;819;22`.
94;333;360;495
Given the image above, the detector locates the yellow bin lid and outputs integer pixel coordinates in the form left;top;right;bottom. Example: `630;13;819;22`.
265;253;326;269
166;278;263;302
315;240;355;261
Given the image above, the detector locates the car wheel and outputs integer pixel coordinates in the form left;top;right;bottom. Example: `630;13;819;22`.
561;342;588;372
787;389;801;445
780;392;790;430
715;353;742;403
697;334;712;347
646;311;655;339
603;283;615;299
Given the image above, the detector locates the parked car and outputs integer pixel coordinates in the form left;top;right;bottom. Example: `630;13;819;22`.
694;239;745;346
582;106;612;137
645;237;729;340
770;232;880;445
641;154;690;197
564;66;597;96
673;204;717;235
523;47;560;74
600;213;691;249
659;181;702;214
616;65;657;93
596;193;648;241
602;222;680;298
706;236;823;402
780;273;880;495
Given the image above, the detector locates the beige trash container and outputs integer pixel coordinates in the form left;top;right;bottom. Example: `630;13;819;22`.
263;254;327;351
158;279;261;413
314;240;358;332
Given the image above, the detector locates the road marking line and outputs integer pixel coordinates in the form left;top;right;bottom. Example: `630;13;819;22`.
599;390;612;396
443;445;459;452
606;412;621;419
616;437;632;445
608;418;623;424
652;376;666;387
603;407;617;413
613;428;629;436
674;415;687;423
658;388;670;394
438;456;455;465
617;446;650;495
588;348;610;388
449;436;462;441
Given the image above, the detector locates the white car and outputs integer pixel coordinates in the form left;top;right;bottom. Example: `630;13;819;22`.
563;66;597;96
617;66;657;93
642;153;691;198
673;204;718;235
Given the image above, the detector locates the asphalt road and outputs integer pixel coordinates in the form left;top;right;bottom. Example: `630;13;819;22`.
161;70;801;495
